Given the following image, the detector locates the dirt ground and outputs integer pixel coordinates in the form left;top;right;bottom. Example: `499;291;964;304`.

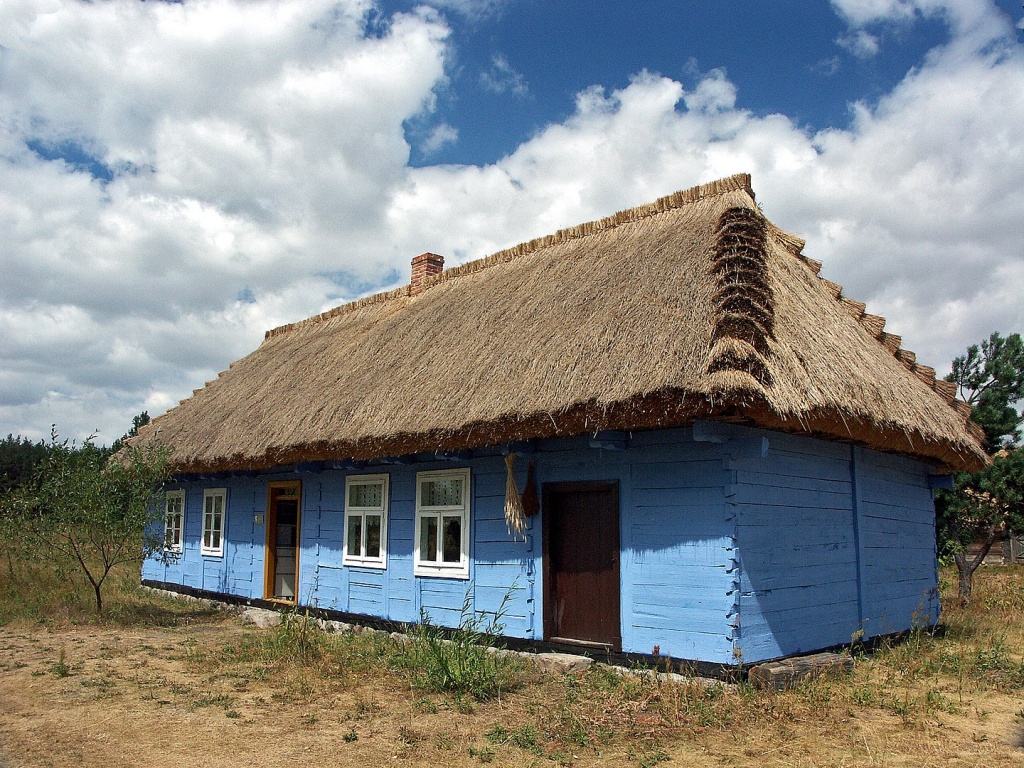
1;616;1023;768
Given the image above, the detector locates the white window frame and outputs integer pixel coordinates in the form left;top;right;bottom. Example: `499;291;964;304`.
201;488;227;557
414;468;470;579
343;474;389;569
164;489;184;553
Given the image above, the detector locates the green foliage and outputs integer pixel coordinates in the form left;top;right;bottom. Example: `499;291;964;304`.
394;589;523;701
1;430;172;613
49;649;71;678
200;612;398;693
940;448;1024;549
486;723;541;753
938;331;1024;604
0;434;50;494
466;744;495;762
109;411;151;455
937;448;1024;604
946;331;1024;451
266;610;324;666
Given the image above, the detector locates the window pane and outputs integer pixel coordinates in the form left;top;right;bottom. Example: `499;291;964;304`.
442;516;461;563
420;516;438;562
365;515;381;558
203;493;224;553
166;494;182;548
347;515;362;557
421;477;462;507
349;482;382;509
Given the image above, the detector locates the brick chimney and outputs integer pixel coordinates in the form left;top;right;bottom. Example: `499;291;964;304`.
410;252;444;296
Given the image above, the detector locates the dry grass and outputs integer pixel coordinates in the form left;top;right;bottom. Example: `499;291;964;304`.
0;554;222;628
1;564;1023;767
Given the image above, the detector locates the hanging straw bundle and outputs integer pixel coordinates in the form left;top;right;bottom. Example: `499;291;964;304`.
503;452;526;536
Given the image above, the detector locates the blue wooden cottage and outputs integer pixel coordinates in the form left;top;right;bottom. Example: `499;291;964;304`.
138;174;986;667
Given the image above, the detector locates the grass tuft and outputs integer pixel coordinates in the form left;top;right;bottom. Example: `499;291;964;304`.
392;590;525;701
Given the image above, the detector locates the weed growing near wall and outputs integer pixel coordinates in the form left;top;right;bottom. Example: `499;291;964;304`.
393;590;524;701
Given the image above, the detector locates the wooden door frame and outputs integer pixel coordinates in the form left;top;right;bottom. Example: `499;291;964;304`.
542;480;622;650
263;480;302;603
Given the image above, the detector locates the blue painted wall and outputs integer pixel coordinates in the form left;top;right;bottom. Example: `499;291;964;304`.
854;446;941;636
142;424;940;666
732;431;939;664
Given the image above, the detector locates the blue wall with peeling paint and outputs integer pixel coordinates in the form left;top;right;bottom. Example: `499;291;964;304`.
142;423;940;665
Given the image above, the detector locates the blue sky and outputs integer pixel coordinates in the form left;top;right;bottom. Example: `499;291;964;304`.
394;1;1018;165
1;0;1023;443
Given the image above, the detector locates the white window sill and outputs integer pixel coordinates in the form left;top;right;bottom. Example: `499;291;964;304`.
414;564;470;580
343;558;387;570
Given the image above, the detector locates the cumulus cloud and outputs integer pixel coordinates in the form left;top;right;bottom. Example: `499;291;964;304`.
1;0;1022;444
479;53;529;97
393;14;1024;378
0;0;449;441
421;122;459;154
830;0;1016;56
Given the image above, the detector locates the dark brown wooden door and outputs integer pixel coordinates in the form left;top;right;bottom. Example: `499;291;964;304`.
544;482;621;650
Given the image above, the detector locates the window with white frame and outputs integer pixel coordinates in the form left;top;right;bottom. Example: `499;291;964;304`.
201;488;226;557
414;468;470;578
343;474;389;568
164;489;184;552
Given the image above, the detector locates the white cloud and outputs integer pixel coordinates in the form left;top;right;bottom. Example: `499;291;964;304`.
830;0;1016;57
479;53;528;97
830;0;922;26
837;29;881;58
424;0;512;22
0;0;450;441
421;122;459;154
393;26;1024;379
1;0;1022;444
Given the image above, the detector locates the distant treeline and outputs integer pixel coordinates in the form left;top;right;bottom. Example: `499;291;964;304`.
0;435;51;494
0;412;150;494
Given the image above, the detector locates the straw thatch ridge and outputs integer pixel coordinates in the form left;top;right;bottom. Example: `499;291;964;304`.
708;207;775;389
136;174;987;474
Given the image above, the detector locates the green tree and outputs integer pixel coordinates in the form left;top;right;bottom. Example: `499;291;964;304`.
938;331;1024;605
109;411;151;455
939;448;1024;605
946;332;1024;451
0;434;50;494
3;431;172;613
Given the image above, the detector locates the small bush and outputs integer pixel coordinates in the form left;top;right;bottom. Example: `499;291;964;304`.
49;649;71;678
394;589;523;701
268;609;323;665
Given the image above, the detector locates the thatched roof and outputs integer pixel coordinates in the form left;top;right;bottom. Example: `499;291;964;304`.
137;174;987;473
